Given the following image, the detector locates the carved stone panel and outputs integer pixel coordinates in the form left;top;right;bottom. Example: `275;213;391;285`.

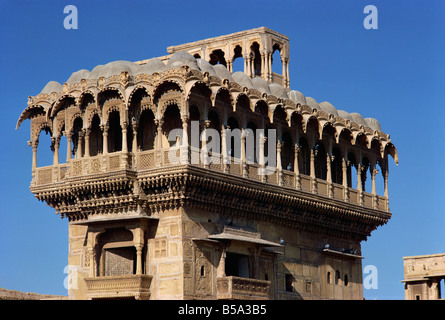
105;247;135;276
194;247;213;295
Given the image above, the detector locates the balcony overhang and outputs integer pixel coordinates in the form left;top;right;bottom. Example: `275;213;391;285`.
84;274;153;300
207;227;283;247
209;233;283;247
216;276;271;300
70;215;158;226
322;248;364;260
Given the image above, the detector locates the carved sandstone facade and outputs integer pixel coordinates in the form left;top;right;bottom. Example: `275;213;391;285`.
402;253;445;300
17;27;397;300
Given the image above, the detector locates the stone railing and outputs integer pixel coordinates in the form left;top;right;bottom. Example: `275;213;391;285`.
216;276;271;300
84;274;152;300
32;147;389;212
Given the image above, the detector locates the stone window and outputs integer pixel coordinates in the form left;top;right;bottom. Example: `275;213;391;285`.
225;252;249;278
305;281;312;294
285;274;294;292
335;270;341;285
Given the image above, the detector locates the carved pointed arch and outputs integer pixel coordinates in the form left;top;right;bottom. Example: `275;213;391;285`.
187;81;213;120
337;127;353;145
153;80;184;119
128;85;154;126
16;104;46;130
51;94;77;118
354;132;369;149
234;92;252;114
272;104;288;128
32;120;53;142
383;142;398;165
77;91;96;110
98;87;126;126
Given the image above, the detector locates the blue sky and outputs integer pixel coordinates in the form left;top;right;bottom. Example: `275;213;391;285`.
0;0;444;299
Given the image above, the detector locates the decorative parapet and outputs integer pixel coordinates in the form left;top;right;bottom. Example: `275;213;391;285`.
84;274;152;300
216;276;271;300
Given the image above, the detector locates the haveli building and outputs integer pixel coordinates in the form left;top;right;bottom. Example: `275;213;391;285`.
17;27;398;300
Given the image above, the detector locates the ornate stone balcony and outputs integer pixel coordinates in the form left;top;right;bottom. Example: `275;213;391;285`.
216;276;271;300
84;274;153;300
32;147;388;213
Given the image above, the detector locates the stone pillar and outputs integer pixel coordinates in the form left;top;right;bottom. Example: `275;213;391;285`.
371;167;378;208
217;246;226;278
84;129;90;158
53;136;60;166
101;125;108;155
122;123;128;153
267;52;272;82
384;165;389;199
326;154;333;198
241;129;247;177
294;145;301;190
30;140;38;171
259;134;266;181
88;246;96;277
155;119;163;166
282;57;288;88
132;122;138;154
77;131;84;159
66;133;72;162
136;245;143;275
286;58;290;88
310;148;317;194
357;164;363;205
130;227;145;275
101;125;108;172
221;125;228;172
243;54;250;77
260;51;266;81
182;115;189;164
121;122;128;168
277;140;283;186
342;158;349;202
227;60;233;73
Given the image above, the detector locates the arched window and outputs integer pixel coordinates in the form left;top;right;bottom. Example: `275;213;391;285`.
227;116;240;160
298;137;310;175
327;271;332;284
36;126;53;167
246;121;257;164
331;147;343;184
271;43;282;75
89;114;102;156
162;104;182;148
72;117;84;158
232;45;243;73
335;270;341;285
361;157;371;192
250;42;261;76
344;274;349;286
314;141;327;180
207;110;222;157
137;110;156;151
347;152;357;188
108;111;122;153
58;125;68;164
281;131;294;171
209;49;227;67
